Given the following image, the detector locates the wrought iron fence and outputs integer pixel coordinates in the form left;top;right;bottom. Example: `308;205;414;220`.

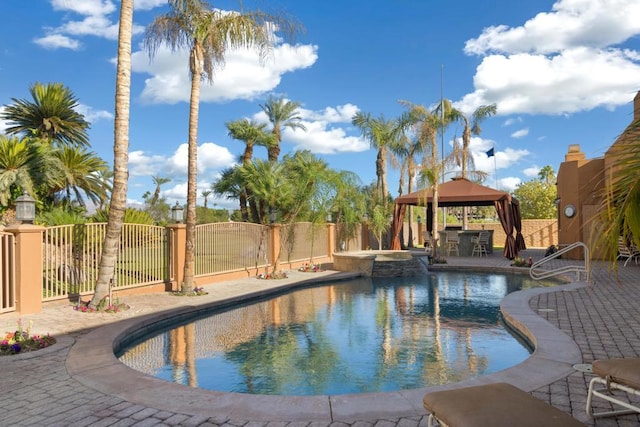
42;223;168;301
195;222;272;276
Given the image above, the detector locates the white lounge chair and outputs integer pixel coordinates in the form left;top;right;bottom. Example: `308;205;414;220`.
586;358;640;418
617;237;640;266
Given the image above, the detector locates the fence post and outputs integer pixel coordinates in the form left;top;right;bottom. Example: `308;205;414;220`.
327;223;336;259
269;224;281;269
5;224;45;314
166;224;186;292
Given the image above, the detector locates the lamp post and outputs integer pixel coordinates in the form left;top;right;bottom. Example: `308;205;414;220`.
417;215;423;246
171;202;184;223
362;212;369;250
269;208;277;224
15;191;36;224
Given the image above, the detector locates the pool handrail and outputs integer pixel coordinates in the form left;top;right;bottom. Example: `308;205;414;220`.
529;242;590;282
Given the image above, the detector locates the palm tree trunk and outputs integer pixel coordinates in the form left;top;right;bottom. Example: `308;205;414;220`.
182;50;202;293
90;0;133;307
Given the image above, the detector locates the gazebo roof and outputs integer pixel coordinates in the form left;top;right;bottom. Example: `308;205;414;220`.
395;177;515;207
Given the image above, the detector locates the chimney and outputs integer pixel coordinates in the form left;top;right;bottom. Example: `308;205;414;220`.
565;144;585;162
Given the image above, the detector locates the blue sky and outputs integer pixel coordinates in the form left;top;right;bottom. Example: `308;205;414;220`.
1;0;639;210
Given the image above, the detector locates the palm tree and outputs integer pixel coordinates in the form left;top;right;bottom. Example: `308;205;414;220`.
259;96;306;163
538;165;555;185
0;135;62;206
226;118;274;221
401;101;442;253
200;189;211;208
450;103;496;229
90;0;134;307
50;146;110;209
145;0;299;292
1;82;90;148
352;112;407;204
150;176;171;206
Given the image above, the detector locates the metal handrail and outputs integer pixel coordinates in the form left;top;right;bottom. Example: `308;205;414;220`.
529;241;590;282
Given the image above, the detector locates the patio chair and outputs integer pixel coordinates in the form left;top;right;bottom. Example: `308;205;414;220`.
445;231;459;256
586;358;640;418
423;382;584;427
471;230;490;257
617;237;640;266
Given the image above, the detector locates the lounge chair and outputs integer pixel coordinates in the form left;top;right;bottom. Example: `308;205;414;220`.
617;237;640;266
586;358;640;418
423;382;584;427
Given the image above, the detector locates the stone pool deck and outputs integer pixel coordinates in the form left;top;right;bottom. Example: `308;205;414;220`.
1;249;639;426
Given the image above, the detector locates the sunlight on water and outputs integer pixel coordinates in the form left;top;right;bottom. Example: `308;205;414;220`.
118;272;554;396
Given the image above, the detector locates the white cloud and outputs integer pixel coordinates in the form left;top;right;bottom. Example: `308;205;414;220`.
511;128;529;138
464;0;640;55
34;34;82;50
498;176;522;192
76;104;113;123
523;166;541;177
166;143;236;176
135;43;318;104
458;0;640;116
502;117;522;126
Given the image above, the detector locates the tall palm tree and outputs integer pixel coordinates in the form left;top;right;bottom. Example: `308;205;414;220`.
259;96;306;163
352;112;406;204
145;0;299;292
0;135;62;206
449;103;496;229
200;189;211;208
150;176;171;206
226;118;274;221
402;102;442;253
1;82;90;148
50;146;110;209
90;0;134;307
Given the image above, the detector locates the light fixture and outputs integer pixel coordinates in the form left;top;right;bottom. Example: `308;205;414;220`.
362;213;368;222
15;191;36;224
171;202;184;223
417;215;422;224
269;208;277;224
326;212;332;223
564;204;576;218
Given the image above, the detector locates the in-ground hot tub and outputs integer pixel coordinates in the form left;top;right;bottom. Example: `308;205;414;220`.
332;250;429;277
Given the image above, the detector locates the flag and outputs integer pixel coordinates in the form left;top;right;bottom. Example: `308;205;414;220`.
485;147;494;158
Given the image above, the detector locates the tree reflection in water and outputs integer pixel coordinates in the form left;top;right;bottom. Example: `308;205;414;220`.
119;272;554;395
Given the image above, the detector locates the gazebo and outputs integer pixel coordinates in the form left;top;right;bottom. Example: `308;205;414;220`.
391;177;525;259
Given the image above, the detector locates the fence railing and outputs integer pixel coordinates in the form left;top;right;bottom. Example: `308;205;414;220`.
0;231;15;313
195;222;271;276
42;223;168;301
1;221;338;314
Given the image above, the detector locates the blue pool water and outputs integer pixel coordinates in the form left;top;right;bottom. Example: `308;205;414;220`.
118;272;555;396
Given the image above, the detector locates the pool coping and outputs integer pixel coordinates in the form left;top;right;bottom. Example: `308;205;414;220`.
66;270;585;422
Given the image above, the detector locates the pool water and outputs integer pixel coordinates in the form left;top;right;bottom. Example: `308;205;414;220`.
118;272;554;396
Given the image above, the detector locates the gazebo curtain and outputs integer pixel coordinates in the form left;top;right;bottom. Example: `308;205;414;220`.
512;201;526;252
391;203;406;250
495;199;517;259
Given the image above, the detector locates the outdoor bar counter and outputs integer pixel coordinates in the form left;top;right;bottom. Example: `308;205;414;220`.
438;229;493;256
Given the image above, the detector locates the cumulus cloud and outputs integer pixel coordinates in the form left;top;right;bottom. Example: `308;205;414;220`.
457;0;640;116
523;166;541;177
135;43;318;104
76;104;113;123
38;0;148;50
511;128;529;138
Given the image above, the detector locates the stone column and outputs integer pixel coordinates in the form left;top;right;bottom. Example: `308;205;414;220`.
166;224;186;292
5;224;45;314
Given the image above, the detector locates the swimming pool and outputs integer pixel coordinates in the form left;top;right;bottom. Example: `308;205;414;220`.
118;272;555;396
